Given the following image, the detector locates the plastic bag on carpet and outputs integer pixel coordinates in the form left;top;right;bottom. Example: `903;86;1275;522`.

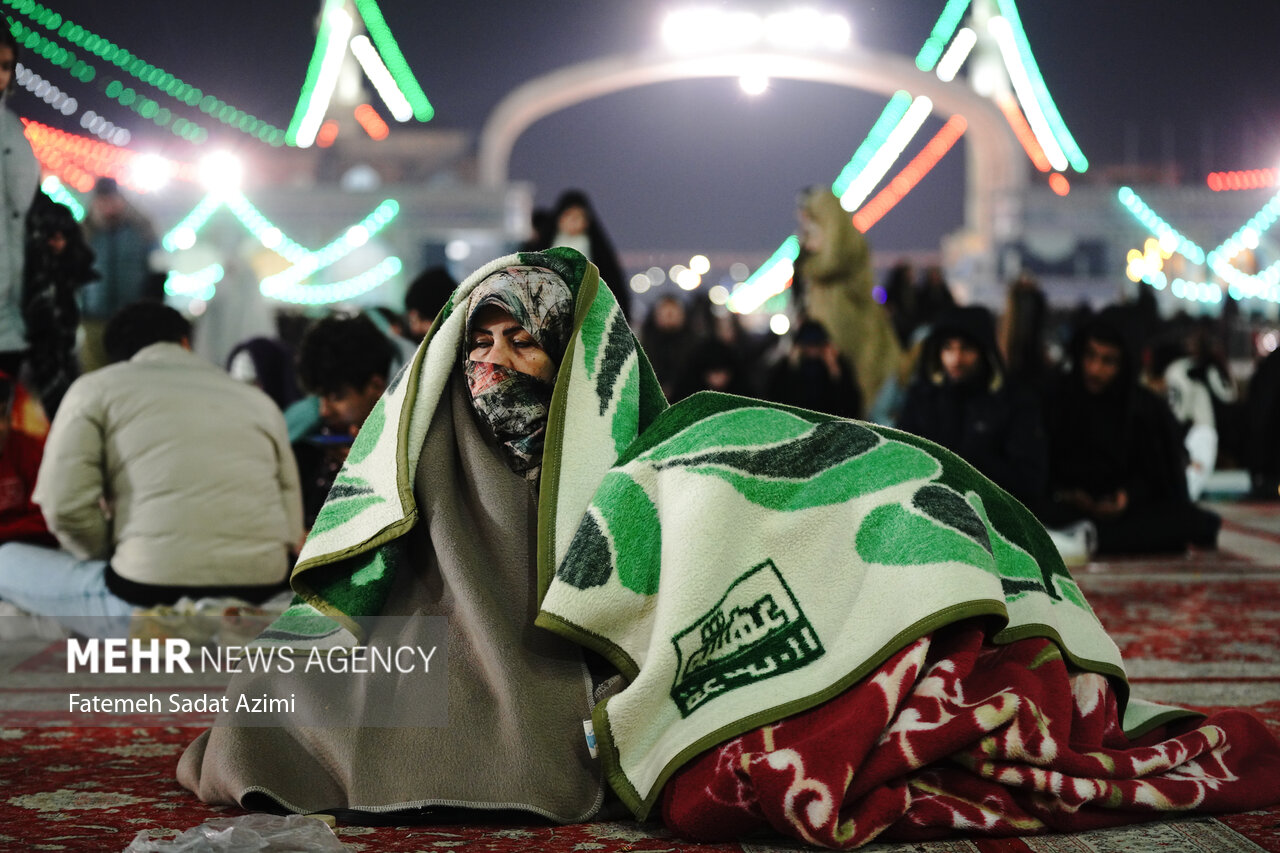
123;812;347;852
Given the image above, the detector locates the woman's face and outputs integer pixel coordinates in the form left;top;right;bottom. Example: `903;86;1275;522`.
0;47;14;94
557;205;588;237
468;304;555;382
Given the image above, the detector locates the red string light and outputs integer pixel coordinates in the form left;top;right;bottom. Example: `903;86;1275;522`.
316;119;340;148
852;115;967;233
1206;169;1278;192
21;118;196;192
354;104;389;141
1049;173;1070;196
996;94;1051;173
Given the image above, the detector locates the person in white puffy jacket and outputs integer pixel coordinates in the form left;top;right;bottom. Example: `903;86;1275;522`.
0;302;303;637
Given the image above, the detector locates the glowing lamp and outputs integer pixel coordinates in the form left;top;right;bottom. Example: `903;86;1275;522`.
198;152;243;194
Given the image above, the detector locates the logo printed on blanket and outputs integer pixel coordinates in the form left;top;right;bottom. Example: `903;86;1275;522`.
671;560;824;717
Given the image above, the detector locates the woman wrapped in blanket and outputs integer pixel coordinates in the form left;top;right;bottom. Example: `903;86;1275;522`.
179;261;622;822
181;249;1280;846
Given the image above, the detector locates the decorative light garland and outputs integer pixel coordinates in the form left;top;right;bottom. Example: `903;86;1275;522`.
1116;187;1205;264
987;15;1066;172
351;0;433;121
160;191;403;305
934;26;976;83
354;103;389;140
1118;186;1280;304
991;0;1087;172
263;256;403;305
5;16;93;82
4;0;287;145
852;115;967;232
40;175;84;220
164;264;223;301
731;0;1089;314
287;0;353;149
1207;169;1278;192
915;0;972;72
258;199;400;292
838;95;934;212
830;91;911;198
22;118;194;194
727;236;799;314
349;34;413;122
995;93;1049;172
13;62;76;116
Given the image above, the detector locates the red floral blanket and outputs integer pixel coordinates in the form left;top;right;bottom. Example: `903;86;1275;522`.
661;621;1280;849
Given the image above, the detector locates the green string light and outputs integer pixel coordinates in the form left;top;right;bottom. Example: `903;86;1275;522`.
161;194;225;252
286;0;346;147
1116;187;1204;264
260;200;401;292
915;0;971;72
727;236;800;314
4;0;287;146
992;0;1087;172
353;0;434;121
164;264;223;301
263;256;403;305
161;191;403;305
7;17;91;81
39;175;84;220
831;91;912;198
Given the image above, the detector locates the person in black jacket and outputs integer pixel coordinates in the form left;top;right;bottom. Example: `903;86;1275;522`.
898;305;1047;510
1042;306;1219;554
763;319;862;419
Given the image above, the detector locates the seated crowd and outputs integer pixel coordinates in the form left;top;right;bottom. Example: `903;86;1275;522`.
0;251;1273;627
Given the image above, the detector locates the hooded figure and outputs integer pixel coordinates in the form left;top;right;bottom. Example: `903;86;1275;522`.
897;306;1048;509
22;193;97;418
1042;306;1219;554
0;25;41;373
179;255;637;822
795;187;901;406
538;189;630;320
179;251;1277;844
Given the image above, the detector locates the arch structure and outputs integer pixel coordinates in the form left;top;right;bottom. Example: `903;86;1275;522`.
478;47;1028;271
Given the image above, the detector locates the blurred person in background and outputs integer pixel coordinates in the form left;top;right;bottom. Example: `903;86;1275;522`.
898;306;1047;511
0;303;301;637
1042;306;1219;555
999;270;1052;394
794;186;900;407
546;189;630;321
0;26;41;380
403;265;458;342
914;264;956;332
762;318;862;419
22;193;97;419
640;294;698;401
225;336;301;412
78;178;160;372
290;313;398;529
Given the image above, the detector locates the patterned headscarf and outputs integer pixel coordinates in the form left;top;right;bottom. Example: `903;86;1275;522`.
464;266;575;367
463;266;574;476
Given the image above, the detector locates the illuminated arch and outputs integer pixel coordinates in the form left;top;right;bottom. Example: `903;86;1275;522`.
477;48;1027;250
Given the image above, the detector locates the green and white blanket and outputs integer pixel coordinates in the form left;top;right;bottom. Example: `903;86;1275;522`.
254;248;1165;820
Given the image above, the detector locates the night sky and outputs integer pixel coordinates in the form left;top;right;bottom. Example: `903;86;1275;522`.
13;1;1280;257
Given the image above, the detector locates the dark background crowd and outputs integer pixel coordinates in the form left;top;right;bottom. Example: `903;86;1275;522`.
0;174;1279;639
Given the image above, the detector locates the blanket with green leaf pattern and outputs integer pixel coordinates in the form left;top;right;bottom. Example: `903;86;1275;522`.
247;247;1176;821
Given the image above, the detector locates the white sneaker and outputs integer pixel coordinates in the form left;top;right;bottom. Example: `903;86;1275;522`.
1046;520;1097;567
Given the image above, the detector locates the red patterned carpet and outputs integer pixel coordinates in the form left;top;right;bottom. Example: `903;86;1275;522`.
2;499;1278;852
